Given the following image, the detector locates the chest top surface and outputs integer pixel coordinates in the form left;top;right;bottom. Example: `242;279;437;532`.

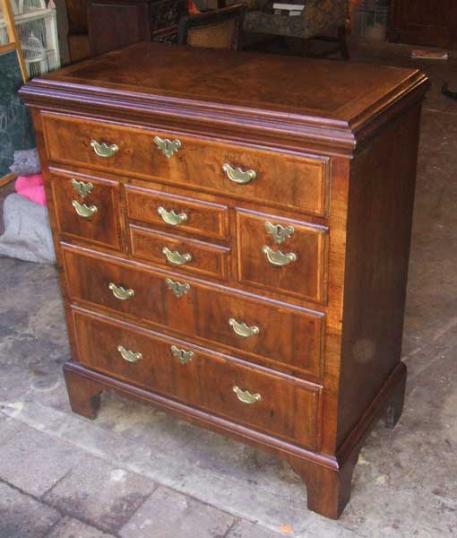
21;42;428;153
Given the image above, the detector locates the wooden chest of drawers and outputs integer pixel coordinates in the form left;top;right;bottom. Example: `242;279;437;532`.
21;43;428;519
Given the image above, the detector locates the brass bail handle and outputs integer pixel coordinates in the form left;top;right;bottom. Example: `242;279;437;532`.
90;139;119;158
222;163;256;185
233;386;261;404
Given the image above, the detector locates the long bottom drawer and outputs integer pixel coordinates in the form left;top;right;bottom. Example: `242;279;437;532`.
71;308;322;450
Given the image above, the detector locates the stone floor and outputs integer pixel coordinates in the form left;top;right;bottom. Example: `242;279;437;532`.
1;42;457;538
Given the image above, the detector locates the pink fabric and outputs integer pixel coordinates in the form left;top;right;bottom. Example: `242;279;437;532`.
15;174;46;206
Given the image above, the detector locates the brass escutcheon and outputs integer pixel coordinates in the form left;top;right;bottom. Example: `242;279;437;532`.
154;136;182;159
170;345;194;365
165;277;191;298
265;221;295;245
71;178;94;198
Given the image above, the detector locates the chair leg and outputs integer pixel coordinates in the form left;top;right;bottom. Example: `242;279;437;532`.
338;25;349;60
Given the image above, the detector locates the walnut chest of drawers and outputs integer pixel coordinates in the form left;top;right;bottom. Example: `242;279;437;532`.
21;43;428;519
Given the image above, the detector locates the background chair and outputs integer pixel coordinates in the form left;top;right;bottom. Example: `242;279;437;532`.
177;3;246;50
241;0;349;59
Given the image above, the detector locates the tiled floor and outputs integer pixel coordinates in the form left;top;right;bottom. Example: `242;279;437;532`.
1;42;456;537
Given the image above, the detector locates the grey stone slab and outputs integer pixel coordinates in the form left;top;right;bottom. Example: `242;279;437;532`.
0;422;83;497
297;520;365;538
47;517;116;538
227;520;284;538
0;414;21;447
44;456;157;533
6;396;312;531
0;481;61;538
119;486;235;538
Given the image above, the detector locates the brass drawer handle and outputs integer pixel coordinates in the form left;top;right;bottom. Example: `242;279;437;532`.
90;139;119;158
157;206;188;226
71;178;94;198
265;221;294;245
233;385;261;404
154;136;182;158
170;345;194;365
162;247;192;266
262;245;297;267
72;200;98;218
108;282;135;301
228;318;259;338
222;163;256;184
117;345;142;363
165;278;190;298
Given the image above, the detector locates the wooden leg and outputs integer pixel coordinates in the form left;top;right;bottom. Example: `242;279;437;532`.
384;368;406;429
63;365;103;420
287;453;358;519
338;25;349;60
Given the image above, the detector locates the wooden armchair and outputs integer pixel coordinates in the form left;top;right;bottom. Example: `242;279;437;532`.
177;4;246;50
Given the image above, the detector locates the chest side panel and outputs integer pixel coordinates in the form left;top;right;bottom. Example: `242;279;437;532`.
337;103;422;446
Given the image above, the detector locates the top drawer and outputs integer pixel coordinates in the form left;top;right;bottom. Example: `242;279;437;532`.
42;113;329;217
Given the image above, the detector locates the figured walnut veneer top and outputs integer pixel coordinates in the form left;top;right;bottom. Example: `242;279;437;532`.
22;42;428;151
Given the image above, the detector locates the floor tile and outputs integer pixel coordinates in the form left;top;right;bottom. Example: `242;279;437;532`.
119;486;235;538
0;423;83;497
0;481;61;538
227;520;285;537
44;456;156;532
47;516;116;538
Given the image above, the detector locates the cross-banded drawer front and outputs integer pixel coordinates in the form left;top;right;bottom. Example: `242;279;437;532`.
62;246;324;380
129;225;230;280
51;173;122;250
72;309;322;449
125;185;229;241
42;113;329;217
236;210;329;304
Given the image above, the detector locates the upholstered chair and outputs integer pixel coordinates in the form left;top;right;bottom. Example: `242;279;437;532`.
241;0;349;58
177;4;246;50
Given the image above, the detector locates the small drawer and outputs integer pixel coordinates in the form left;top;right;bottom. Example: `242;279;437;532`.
72;309;322;449
42;113;329;217
236;210;328;304
51;172;122;250
63;246;324;379
129;225;229;280
125;184;229;241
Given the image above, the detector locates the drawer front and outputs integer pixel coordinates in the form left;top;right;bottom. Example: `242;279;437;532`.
125;185;229;241
72;309;321;449
43;113;329;216
63;247;323;379
129;225;229;280
51;173;122;250
236;211;328;304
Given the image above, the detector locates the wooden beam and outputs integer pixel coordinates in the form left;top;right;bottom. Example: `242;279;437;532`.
0;173;16;188
0;0;28;81
0;42;16;55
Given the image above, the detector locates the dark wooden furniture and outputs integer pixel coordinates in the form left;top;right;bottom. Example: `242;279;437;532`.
177;4;246;50
21;43;428;519
242;0;349;59
390;0;457;48
65;0;90;61
88;0;187;55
